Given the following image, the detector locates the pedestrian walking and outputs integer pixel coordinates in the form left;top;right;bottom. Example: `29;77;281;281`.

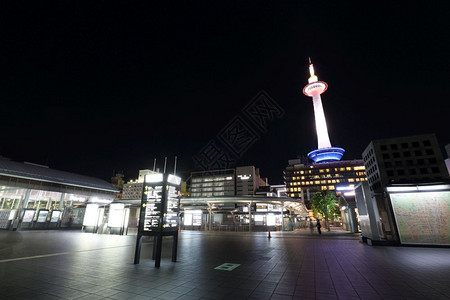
309;219;314;235
316;219;322;235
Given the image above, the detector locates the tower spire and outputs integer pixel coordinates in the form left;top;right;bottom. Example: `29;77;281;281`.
302;59;345;163
308;57;318;83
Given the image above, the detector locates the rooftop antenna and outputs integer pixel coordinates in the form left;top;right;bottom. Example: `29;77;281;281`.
174;156;178;175
153;158;157;172
163;157;167;174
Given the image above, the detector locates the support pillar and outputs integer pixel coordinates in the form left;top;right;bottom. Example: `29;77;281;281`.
248;202;252;232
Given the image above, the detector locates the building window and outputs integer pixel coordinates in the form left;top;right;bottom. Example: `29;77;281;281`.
420;168;428;174
393;152;400;158
395;161;402;166
431;167;440;173
403;151;411;157
401;143;408;149
425;149;434;155
414;150;422;156
417;159;425;165
385;162;392;167
412;141;420;147
428;158;437;164
397;170;405;176
409;169;417;175
383;153;390;159
387;170;394;176
390;144;398;150
423;140;431;146
381;145;387;151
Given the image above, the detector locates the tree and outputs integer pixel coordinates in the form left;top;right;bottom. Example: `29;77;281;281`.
310;190;338;231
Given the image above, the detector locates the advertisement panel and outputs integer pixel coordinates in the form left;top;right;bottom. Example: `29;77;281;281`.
22;210;35;222
50;210;61;222
390;191;450;245
37;210;49;222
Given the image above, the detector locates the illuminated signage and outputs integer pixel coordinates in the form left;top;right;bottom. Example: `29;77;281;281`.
389;190;450;245
37;210;49;223
267;214;276;226
50;210;61;222
22;210;35;222
83;204;99;226
140;173;182;233
143;184;163;231
108;203;125;228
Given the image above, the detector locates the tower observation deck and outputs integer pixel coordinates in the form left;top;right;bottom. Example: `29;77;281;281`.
302;59;344;163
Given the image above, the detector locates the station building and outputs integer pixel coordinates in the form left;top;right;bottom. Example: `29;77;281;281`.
0;158;118;230
183;166;308;232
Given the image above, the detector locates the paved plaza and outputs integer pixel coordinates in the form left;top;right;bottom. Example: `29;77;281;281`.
0;229;449;300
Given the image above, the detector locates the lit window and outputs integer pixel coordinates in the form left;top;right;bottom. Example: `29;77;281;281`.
346;167;352;171
321;186;328;190
319;169;324;173
348;178;355;182
340;168;345;171
329;186;335;190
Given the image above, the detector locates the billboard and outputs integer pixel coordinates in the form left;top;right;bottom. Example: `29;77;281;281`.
389;191;450;245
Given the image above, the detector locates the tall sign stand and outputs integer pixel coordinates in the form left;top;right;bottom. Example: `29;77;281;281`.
134;172;181;268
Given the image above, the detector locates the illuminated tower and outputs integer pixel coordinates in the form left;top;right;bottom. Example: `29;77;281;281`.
303;58;345;163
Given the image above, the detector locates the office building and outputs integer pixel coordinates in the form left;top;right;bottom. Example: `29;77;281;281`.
362;134;449;192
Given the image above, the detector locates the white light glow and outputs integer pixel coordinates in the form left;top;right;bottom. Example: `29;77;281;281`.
267;214;276;226
238;174;251;180
344;191;356;197
83;204;99;226
146;173;163;183
417;184;450;191
168;174;181;185
312;94;332;149
108;203;125;227
254;215;263;221
186;210;202;214
184;213;193;226
336;186;355;191
387;184;450;193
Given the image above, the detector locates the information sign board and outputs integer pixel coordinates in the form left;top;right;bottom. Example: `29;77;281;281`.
135;172;182;267
50;210;61;222
22;210;35;222
390;190;450;245
37;210;49;222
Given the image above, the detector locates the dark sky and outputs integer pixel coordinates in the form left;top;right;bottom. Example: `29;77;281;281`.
1;1;449;184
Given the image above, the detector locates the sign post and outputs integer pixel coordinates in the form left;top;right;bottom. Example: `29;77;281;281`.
134;173;181;267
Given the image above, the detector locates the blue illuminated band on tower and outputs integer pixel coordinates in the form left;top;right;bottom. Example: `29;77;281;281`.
303;58;345;163
307;147;345;163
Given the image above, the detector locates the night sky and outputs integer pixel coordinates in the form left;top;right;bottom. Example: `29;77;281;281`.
1;2;449;184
